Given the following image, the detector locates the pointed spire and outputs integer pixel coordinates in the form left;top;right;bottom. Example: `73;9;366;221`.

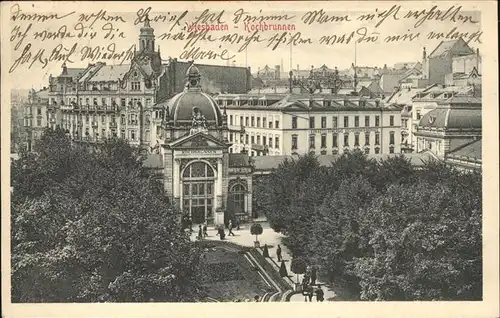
144;14;151;28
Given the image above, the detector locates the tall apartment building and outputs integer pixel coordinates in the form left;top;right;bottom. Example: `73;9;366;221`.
42;16;251;151
23;88;50;152
216;93;402;156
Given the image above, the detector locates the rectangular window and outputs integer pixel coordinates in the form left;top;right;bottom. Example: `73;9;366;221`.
389;147;395;154
239;116;243;126
344;116;349;128
251;135;255;144
275;136;279;149
121;98;126;107
354;116;359;127
375;147;380;154
37;118;42;126
275;120;279;129
257;117;261;128
263;117;267;128
375;133;380;145
417;110;422;120
365;133;370;145
332;116;338;128
292;116;297;129
269;121;273;129
257;135;261;144
309;117;315;129
101;98;106;106
390;115;394;126
321;116;327;128
245;134;249;144
251;116;255;127
365;116;370;127
333;133;338;147
269;137;273;148
321;135;327;148
354;133;360;146
120;130;125;139
375;116;380;127
292;135;297;150
86;98;90;105
365;148;370;154
309;134;315;149
245;117;249;126
131;130;136;140
101;115;105;123
37;107;42;115
390;131;395;145
344;134;349;146
229;133;234;142
131;82;141;91
229;115;233;126
146;98;151;106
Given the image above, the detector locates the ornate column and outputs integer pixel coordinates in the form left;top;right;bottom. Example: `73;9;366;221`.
214;157;224;225
216;158;223;208
173;158;181;205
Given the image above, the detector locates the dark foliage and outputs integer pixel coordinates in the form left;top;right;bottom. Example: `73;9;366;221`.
256;150;482;300
11;128;205;302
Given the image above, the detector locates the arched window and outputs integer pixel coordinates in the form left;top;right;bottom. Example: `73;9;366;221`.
182;162;215;224
228;183;247;222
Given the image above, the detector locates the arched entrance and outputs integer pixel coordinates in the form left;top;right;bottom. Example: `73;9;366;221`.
227;182;247;225
182;161;215;224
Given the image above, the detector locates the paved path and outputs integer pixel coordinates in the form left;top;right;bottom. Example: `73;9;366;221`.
189;222;338;302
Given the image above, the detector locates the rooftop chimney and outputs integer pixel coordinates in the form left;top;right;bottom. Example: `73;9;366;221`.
423;47;427;60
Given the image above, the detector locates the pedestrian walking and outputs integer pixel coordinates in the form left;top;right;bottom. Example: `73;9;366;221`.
311;265;317;285
276;244;282;262
187;216;193;232
228;220;235;236
315;286;324;302
203;222;208;237
218;226;225;240
307;285;314;302
303;272;311;285
197;224;203;240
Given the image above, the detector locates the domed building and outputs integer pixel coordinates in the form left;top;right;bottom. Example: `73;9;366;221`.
154;63;254;225
414;95;481;162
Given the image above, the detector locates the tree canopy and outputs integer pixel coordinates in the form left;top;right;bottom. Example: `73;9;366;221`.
11;128;205;302
254;150;482;300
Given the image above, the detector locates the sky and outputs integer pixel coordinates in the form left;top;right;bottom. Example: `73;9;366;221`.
3;1;484;90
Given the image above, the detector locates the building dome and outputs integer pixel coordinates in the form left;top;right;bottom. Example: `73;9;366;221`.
162;63;223;126
419;108;481;130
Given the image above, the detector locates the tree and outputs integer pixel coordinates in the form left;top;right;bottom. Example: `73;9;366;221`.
250;223;263;243
11;128;205;302
291;257;308;283
353;179;482;301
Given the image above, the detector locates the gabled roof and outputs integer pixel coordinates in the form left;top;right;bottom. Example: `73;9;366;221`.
168;131;227;149
89;64;130;82
447;139;481;160
428;38;473;58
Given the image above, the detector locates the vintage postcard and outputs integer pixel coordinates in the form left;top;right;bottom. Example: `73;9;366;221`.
1;1;498;317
